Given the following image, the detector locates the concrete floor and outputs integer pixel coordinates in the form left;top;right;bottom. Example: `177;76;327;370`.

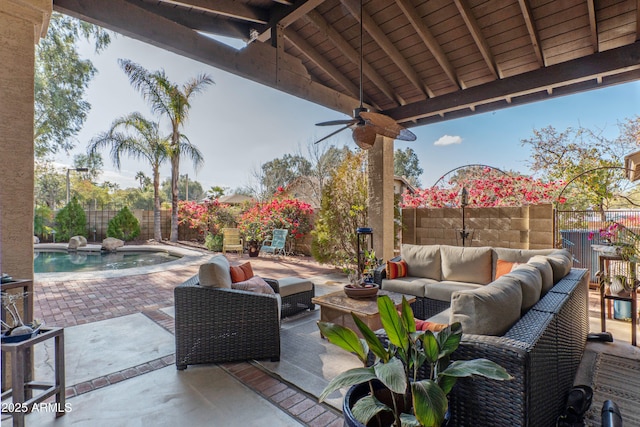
3;248;639;426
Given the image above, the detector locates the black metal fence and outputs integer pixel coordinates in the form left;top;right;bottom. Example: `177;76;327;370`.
556;209;640;283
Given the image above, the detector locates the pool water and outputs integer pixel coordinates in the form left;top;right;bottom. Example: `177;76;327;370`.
34;250;181;273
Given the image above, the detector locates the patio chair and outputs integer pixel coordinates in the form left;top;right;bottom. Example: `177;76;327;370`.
260;229;288;257
222;228;243;254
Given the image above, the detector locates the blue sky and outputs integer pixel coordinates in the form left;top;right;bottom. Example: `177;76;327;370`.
57;34;640;191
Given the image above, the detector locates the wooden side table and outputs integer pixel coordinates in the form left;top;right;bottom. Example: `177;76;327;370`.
597;254;637;346
1;327;65;427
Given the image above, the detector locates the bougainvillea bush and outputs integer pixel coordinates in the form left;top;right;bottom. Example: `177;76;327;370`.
402;167;565;208
178;199;237;242
237;191;313;252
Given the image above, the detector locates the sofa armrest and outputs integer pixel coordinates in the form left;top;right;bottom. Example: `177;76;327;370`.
263;278;280;293
374;255;402;285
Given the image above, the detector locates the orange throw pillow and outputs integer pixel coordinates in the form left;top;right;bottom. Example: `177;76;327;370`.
495;259;517;279
230;262;254;283
415;320;447;332
386;260;408;279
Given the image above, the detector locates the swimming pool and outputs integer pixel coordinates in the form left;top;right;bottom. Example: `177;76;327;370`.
34;250;182;273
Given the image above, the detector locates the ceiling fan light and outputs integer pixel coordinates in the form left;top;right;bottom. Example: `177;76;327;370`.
353;126;376;150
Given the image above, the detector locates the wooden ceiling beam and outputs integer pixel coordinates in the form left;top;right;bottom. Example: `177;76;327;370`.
453;0;499;79
254;0;327;43
341;0;432;98
386;41;640;124
157;0;269;24
516;0;544;66
636;0;640;41
283;28;366;103
394;0;459;88
54;0;358;116
305;9;404;105
586;0;598;50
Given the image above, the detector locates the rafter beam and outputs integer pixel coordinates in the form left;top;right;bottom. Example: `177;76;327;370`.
255;0;326;42
157;0;268;24
517;0;544;66
453;0;499;79
342;0;432;98
586;0;598;50
394;0;459;88
306;9;403;105
283;28;365;103
54;0;358;116
385;41;640;124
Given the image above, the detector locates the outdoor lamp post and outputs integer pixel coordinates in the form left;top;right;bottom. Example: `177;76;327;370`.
460;187;469;247
66;167;89;205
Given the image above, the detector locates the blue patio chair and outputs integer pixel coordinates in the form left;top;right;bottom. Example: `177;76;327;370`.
260;229;288;257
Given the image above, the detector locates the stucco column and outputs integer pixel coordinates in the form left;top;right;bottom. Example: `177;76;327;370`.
367;136;394;261
0;0;51;280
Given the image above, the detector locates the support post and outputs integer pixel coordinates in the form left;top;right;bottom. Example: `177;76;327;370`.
367;136;395;261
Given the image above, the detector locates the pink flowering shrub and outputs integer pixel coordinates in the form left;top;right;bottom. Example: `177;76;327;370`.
178;199;236;240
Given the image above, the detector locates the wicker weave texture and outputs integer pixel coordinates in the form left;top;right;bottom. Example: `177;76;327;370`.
174;275;281;369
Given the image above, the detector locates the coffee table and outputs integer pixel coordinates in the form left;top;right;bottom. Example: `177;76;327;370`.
312;289;416;336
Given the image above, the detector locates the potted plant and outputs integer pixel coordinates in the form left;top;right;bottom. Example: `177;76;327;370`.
1;291;43;343
318;295;512;427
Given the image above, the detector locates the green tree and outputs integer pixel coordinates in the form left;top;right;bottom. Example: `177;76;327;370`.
54;196;87;241
35;161;65;208
107;206;141;241
394;147;423;187
311;151;368;267
34;13;111;158
135;171;152;191
73;152;103;182
161;175;205;202
260;154;312;197
301;143;350;207
207;186;227;199
88;112;171;241
521;117;639;212
119;59;213;242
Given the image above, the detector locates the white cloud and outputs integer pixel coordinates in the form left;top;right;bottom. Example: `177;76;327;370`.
433;135;463;146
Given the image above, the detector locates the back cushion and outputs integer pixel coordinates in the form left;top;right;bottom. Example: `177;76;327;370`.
504;263;542;313
199;255;232;288
440;246;492;284
401;244;441;280
544;249;573;283
491;247;554;279
449;275;522;336
528;256;554;294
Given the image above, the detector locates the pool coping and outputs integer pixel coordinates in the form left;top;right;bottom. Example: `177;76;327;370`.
34;243;210;280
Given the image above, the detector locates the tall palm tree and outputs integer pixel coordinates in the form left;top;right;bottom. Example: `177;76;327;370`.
88;112;170;241
119;59;213;242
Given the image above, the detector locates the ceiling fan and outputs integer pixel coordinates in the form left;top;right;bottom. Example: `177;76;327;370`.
314;0;417;150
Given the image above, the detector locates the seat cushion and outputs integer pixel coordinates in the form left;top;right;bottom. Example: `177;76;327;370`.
381;277;435;297
440;246;493;284
276;277;313;298
449;275;522;336
199;256;232;288
424;281;483;302
401;244;441;280
504;263;542;313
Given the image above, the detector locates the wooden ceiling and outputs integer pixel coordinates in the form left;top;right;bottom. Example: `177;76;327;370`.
54;0;640;128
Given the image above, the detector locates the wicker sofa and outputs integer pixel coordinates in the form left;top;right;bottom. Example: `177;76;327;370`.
372;245;589;426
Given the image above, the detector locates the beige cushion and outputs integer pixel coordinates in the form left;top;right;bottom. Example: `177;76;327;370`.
198;256;232;288
544;249;573;283
428;308;451;325
440;246;492;284
504;263;542;313
231;276;275;294
381;277;434;297
401;244;441;280
528;256;554;294
424;281;482;302
491;247;554;278
276;277;313;297
449;275;522;336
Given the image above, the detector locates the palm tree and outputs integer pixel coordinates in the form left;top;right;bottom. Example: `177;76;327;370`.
88;112;170;241
119;59;213;242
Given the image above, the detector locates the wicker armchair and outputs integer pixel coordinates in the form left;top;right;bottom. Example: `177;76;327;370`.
174;275;281;369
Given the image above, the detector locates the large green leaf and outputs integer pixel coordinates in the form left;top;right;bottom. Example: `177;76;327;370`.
378;296;409;351
374;357;407;394
351;394;391;425
400;413;422;427
412;380;448;427
443;359;512;380
421;331;439;365
351;313;389;362
437;322;462;357
318;321;368;362
400;297;416;333
319;367;376;402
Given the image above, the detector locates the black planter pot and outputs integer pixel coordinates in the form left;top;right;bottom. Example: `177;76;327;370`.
248;241;260;257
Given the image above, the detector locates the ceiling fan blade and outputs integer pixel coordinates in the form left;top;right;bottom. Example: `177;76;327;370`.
352;125;377;150
313;125;351;145
316;119;358;127
360;111;417;141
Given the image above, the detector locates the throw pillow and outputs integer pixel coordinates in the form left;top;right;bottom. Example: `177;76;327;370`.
229;262;254;283
231;276;275;295
199;256;232;288
386;260;408;279
415;319;447;332
495;259;517;279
